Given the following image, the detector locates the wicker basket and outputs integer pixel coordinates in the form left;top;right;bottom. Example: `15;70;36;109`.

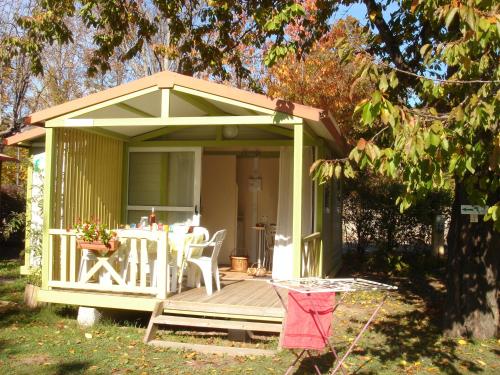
230;256;248;272
247;263;266;277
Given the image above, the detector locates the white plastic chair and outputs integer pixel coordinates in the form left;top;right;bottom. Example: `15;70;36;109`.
192;226;210;241
180;229;226;296
185;226;210;285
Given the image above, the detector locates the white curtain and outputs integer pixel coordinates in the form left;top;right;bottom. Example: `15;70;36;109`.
302;147;313;236
167;152;194;207
272;146;314;279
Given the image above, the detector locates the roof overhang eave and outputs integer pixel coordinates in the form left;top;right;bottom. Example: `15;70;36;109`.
3;126;46;146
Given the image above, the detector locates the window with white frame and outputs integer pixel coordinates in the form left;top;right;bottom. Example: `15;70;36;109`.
127;147;201;225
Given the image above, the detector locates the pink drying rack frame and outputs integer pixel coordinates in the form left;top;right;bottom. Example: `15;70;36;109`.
270;278;397;375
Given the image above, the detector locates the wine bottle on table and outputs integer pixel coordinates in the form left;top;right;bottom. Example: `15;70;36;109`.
148;207;156;226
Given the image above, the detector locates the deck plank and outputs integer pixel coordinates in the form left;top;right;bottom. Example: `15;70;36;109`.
208;281;263;305
253;285;281;307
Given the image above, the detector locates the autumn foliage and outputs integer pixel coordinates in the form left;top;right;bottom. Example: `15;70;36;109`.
264;17;373;142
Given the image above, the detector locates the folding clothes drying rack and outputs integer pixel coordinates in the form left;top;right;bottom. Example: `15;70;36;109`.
270;278;397;375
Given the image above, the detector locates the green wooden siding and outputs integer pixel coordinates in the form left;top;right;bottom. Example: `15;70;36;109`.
51;128;124;228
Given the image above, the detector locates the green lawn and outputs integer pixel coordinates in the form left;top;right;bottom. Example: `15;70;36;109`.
0;259;498;374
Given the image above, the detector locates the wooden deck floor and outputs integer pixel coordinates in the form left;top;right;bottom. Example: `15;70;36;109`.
164;279;285;321
41;270;285;322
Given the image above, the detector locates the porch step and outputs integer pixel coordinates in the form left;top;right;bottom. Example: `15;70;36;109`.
162;299;284;321
152;314;282;332
144;301;281;356
148;339;276;356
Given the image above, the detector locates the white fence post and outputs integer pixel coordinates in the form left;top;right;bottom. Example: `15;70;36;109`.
156;231;168;299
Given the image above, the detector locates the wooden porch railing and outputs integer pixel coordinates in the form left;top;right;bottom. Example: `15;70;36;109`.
47;229;172;299
301;232;322;277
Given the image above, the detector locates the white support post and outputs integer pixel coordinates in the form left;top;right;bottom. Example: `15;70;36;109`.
140;238;148;288
156;231;168;299
130;239;138;287
161;89;170;120
292;124;304;277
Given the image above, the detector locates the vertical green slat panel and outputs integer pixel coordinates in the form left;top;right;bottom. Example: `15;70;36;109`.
102;136;108;225
88;132;95;220
82;130;88;221
52;130;60;228
96;133;102;222
41;128;56;290
115;140;124;227
52;131;62;281
64;131;70;227
52;129;125;232
121;142;129;224
292;124;304;277
76;129;83;224
70;130;77;225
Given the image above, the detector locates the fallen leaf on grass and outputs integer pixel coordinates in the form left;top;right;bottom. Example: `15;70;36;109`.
458;339;467;345
85;333;93;339
476;359;486;366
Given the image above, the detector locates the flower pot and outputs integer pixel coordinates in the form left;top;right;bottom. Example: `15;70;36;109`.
230;256;248;272
77;239;120;256
24;284;41;309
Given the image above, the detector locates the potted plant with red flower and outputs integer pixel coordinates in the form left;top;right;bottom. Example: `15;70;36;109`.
75;217;120;256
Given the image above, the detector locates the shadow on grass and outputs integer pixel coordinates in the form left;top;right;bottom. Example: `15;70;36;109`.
98;309;150;328
52;360;91;375
0;303;79;330
285;273;489;374
360;274;484;374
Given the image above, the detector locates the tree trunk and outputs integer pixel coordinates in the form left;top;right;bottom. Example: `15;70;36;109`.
444;180;499;338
